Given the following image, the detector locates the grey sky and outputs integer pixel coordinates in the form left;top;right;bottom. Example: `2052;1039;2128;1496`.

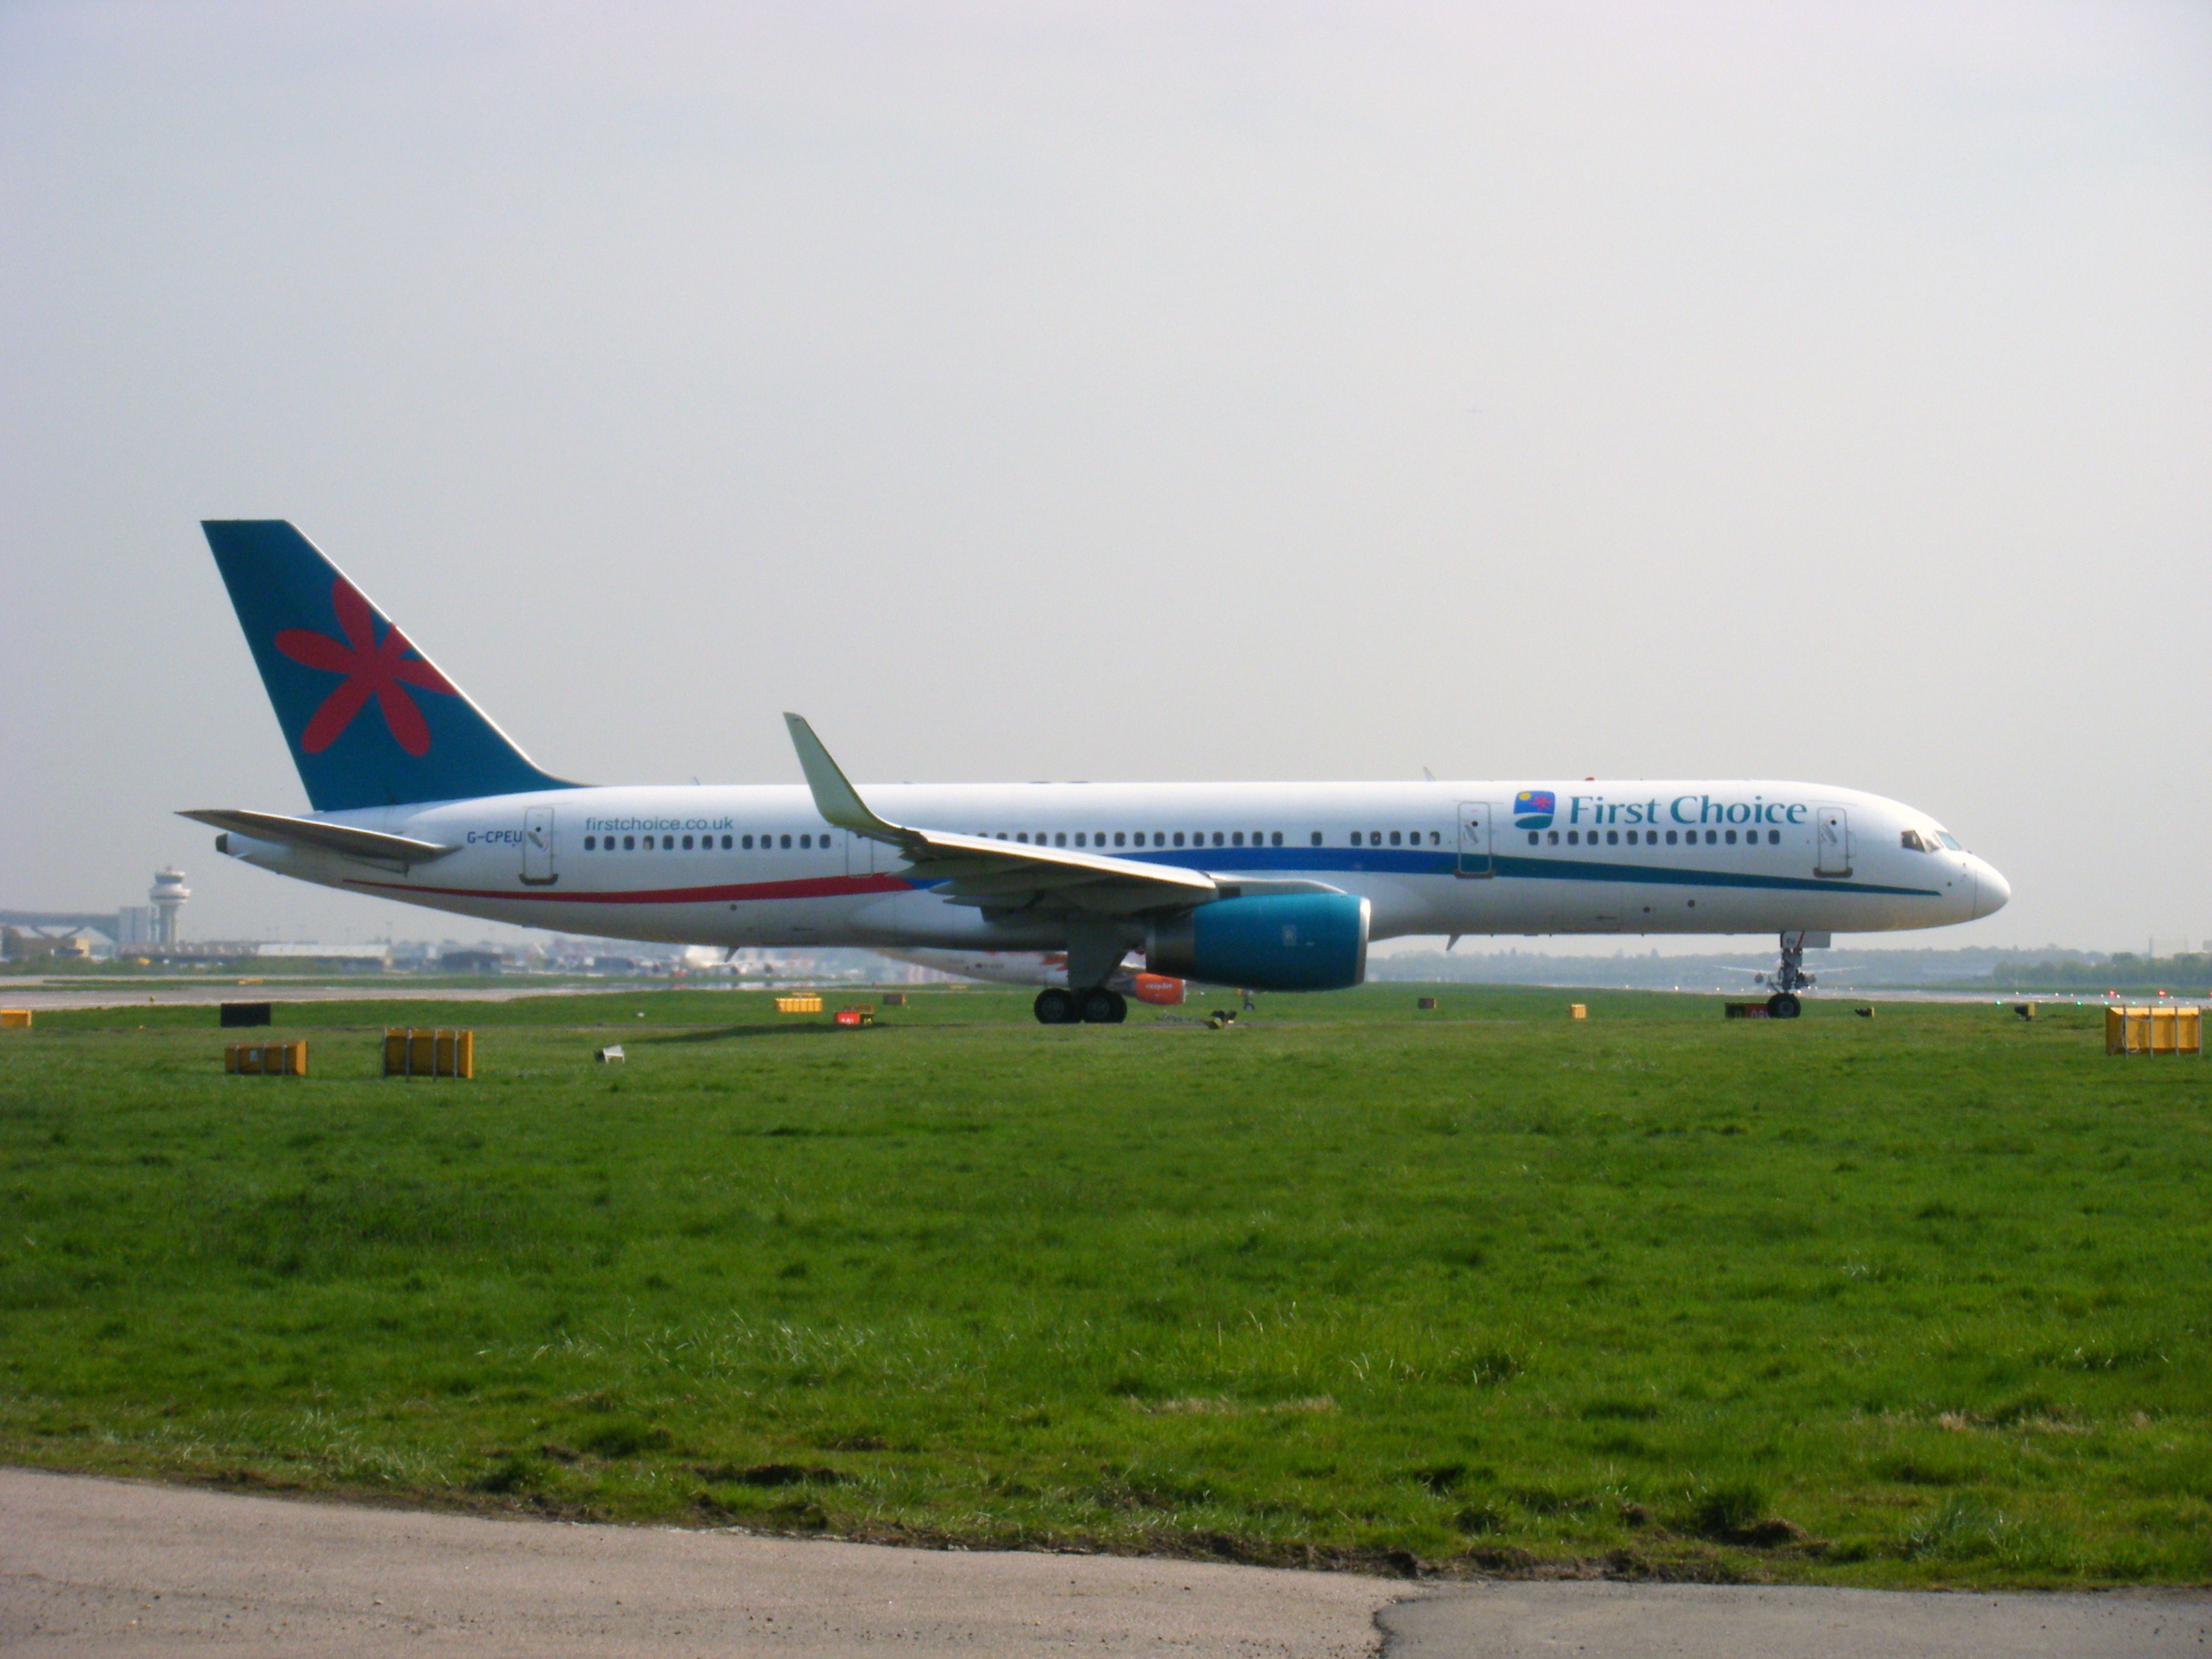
3;1;2207;950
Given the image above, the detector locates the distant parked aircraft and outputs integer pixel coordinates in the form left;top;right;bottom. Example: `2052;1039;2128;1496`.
186;522;2008;1023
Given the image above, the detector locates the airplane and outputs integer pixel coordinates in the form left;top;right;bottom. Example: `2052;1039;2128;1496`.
184;522;2010;1023
879;948;1187;1005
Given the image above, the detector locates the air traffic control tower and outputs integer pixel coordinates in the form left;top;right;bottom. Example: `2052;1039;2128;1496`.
149;867;189;947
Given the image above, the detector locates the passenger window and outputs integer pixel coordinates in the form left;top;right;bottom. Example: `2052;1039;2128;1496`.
1272;831;1284;846
1725;829;1737;844
622;835;634;849
1528;830;1539;845
1310;831;1322;846
721;835;731;849
1231;831;1244;846
741;834;752;849
1212;832;1224;847
779;834;792;849
1606;830;1618;845
584;835;596;851
1705;830;1717;844
1351;831;1362;846
1566;830;1578;844
1389;831;1401;846
1113;832;1126;847
1172;832;1185;847
682;835;693;849
1055;832;1066;847
1767;830;1779;845
663;834;675;849
1547;830;1558;844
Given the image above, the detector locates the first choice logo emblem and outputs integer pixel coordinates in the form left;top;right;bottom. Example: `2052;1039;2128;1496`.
274;576;459;756
1513;790;1555;830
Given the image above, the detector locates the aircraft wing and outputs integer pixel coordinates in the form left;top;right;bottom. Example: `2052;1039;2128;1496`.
178;808;458;869
785;714;1219;916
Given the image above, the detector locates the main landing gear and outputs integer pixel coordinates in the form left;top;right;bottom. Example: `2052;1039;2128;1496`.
1756;930;1816;1020
1034;987;1128;1025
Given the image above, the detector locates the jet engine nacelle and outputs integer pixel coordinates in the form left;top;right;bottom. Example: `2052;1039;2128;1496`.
1128;972;1185;1006
1145;893;1370;992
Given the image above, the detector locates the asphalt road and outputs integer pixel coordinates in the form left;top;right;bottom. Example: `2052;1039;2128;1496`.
1380;1579;2210;1657
5;1469;2207;1657
0;980;622;1011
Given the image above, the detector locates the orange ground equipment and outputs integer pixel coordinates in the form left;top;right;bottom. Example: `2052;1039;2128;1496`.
2106;1006;2200;1056
383;1027;474;1078
224;1040;307;1076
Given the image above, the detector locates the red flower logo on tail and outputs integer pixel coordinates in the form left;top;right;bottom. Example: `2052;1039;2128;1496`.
274;577;457;756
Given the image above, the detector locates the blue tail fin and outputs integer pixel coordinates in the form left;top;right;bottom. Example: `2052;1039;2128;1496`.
203;521;577;811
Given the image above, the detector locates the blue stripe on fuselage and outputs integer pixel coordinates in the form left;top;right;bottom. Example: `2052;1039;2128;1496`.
1091;843;1938;899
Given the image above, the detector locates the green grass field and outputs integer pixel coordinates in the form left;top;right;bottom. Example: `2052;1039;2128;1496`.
1;985;2206;1585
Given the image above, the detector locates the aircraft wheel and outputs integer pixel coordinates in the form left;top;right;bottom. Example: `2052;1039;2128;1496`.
1035;988;1077;1024
1767;992;1801;1019
1106;989;1128;1023
1078;987;1120;1025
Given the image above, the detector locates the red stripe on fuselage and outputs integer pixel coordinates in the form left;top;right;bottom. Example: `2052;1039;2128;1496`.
344;874;916;905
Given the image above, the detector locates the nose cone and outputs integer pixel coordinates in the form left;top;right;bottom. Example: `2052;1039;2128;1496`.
1971;859;2011;919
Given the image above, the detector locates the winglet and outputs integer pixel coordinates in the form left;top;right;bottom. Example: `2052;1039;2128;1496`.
783;714;907;844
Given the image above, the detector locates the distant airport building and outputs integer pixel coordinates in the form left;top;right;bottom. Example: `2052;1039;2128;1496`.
0;924;114;961
436;949;506;974
116;905;156;947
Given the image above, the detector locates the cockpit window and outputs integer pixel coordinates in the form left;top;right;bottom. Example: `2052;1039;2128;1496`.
1935;831;1962;851
1901;830;1929;852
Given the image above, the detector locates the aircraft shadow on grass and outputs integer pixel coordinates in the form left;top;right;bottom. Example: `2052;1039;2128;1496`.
631;1023;861;1046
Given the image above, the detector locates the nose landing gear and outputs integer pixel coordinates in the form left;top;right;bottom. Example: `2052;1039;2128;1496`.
1755;929;1824;1019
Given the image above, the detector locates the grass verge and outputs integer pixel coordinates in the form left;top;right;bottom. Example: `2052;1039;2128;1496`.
1;985;2206;1584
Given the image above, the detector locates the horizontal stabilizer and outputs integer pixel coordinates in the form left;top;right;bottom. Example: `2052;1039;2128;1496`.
179;808;457;869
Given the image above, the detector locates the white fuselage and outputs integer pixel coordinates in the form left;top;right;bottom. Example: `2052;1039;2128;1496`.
217;778;2007;954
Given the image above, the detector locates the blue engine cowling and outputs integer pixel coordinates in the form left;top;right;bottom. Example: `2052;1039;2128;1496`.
1145;893;1370;991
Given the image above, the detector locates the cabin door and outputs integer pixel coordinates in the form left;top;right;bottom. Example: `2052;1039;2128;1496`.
1814;806;1851;877
846;830;881;878
1456;802;1495;878
522;807;558;885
